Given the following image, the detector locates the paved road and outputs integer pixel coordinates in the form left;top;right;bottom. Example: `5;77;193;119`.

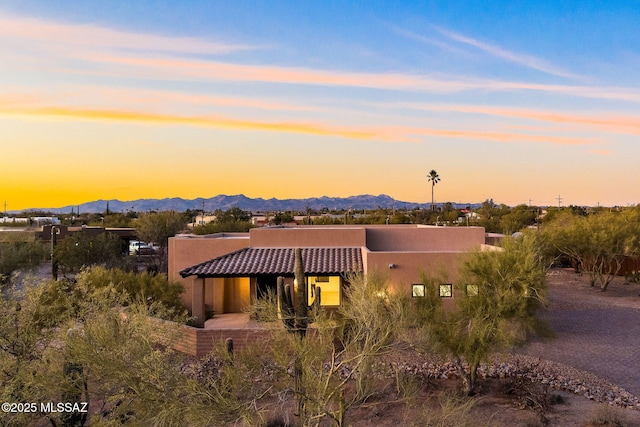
519;271;640;397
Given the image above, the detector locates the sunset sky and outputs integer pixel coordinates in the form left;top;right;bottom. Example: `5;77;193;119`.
2;1;640;211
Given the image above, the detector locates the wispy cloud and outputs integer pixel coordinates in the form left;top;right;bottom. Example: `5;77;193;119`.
480;108;640;135
404;127;592;146
433;26;586;81
2;12;639;103
385;23;470;56
67;53;640;103
34;85;320;113
0;105;382;140
393;102;640;135
0;11;255;55
0;103;594;146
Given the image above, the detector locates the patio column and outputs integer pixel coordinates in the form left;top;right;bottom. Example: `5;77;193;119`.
192;277;206;328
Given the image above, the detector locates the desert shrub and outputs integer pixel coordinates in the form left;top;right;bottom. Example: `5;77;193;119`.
0;234;47;285
53;232;128;276
35;270;176;326
393;366;421;400
76;266;185;317
422;391;479;427
587;404;627;427
501;372;553;425
0;274;263;426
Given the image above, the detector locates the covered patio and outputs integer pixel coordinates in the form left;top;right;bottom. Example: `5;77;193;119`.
176;313;268;357
202;312;261;329
180;246;364;327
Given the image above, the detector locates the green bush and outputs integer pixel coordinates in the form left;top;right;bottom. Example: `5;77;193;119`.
76;267;185;317
587;404;627;427
0;234;47;286
53;232;129;276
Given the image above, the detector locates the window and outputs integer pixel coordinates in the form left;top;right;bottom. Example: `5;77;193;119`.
439;284;453;298
412;284;425;298
466;284;479;296
308;276;341;306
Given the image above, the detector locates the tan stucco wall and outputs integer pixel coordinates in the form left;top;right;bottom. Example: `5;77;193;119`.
249;225;484;252
365;251;465;311
249;226;367;247
211;278;225;313
365;251;464;291
365;225;485;252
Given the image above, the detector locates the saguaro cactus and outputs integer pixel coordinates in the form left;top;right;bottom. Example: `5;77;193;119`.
276;248;321;337
294;247;309;337
275;248;323;417
225;337;234;361
277;277;295;330
51;226;59;281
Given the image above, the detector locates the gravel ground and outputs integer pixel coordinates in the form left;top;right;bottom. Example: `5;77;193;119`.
387;353;640;410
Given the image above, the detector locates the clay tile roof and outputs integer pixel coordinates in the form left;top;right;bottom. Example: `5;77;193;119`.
179;247;363;278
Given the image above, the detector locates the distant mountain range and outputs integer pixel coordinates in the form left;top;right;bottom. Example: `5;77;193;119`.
19;194;481;214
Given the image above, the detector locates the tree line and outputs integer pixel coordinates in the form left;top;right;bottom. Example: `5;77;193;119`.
3;203;640;291
540;206;640;290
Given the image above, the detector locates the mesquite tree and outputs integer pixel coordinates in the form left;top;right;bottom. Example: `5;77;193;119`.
543;208;640;290
412;233;549;395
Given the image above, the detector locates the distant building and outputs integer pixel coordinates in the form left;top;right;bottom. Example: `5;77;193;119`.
30;217;61;226
0;217;61;226
188;215;217;228
0;217;30;224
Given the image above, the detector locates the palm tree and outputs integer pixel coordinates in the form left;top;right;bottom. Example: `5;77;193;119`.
427;169;440;211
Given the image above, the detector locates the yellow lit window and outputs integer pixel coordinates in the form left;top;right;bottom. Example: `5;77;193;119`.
308;276;341;306
439;284;453;298
412;284;425;298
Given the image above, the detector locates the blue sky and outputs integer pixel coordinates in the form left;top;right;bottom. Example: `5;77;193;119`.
1;1;639;210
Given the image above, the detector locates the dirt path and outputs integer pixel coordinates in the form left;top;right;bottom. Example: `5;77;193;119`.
520;268;640;397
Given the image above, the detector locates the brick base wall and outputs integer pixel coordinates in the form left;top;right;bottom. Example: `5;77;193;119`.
175;326;268;357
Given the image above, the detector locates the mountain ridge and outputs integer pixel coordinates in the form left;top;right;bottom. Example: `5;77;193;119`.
15;194;480;214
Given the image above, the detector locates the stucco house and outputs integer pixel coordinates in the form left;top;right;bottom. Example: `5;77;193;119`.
169;224;490;327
